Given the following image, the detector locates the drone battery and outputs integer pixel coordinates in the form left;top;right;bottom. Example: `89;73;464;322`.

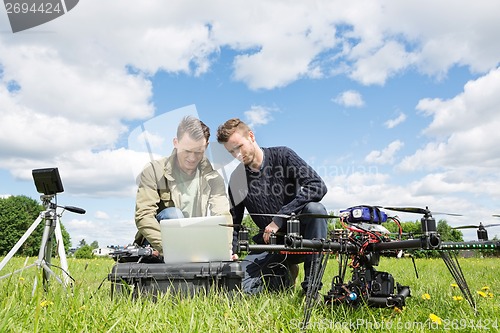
108;261;243;299
340;205;388;224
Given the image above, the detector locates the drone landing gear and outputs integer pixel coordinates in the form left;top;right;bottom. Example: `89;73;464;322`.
440;251;476;312
324;252;411;309
302;248;330;329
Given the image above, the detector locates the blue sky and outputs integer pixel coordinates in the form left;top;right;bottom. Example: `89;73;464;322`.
1;1;500;247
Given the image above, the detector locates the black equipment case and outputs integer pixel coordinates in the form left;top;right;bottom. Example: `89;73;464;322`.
108;261;243;298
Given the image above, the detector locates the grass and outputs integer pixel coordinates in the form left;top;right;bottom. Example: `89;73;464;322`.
0;255;499;332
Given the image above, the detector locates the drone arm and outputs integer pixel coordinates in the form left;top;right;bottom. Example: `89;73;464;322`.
246;238;358;253
247;244;293;252
440;240;500;251
371;238;429;251
286;238;359;253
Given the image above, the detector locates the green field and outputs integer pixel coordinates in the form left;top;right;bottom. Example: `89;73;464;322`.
0;256;499;332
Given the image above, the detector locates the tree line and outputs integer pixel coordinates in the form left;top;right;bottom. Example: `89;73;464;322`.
0;195;100;258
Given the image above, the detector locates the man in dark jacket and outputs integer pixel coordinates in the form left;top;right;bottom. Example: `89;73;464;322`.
217;118;328;294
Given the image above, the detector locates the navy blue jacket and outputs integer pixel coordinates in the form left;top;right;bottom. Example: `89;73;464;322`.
228;146;327;247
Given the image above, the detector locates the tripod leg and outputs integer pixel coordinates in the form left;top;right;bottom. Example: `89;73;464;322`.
0;263;38;281
54;219;70;286
0;215;44;272
36;211;57;290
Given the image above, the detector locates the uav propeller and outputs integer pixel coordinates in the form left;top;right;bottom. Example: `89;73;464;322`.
453;222;500;241
452;222;500;230
381;206;462;216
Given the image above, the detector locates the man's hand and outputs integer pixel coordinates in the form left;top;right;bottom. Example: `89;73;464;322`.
263;221;280;244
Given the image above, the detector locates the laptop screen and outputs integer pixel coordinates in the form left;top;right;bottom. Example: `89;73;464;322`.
160;215;232;263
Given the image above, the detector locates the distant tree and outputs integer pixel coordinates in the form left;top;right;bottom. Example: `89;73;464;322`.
437;219;463;242
79;239;87;247
90;241;99;249
0;195;71;256
382;219;421;235
74;245;94;259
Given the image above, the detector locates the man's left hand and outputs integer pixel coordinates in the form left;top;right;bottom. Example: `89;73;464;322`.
263;221;280;244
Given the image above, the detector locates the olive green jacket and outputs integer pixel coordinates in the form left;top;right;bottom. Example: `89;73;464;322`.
134;150;230;252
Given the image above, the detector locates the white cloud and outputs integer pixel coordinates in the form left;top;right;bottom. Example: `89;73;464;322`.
1;0;499;94
4;148;148;198
400;67;500;172
136;130;166;151
365;140;404;165
95;211;110;220
333;90;364;107
384;113;407;129
244;105;277;128
349;41;417;85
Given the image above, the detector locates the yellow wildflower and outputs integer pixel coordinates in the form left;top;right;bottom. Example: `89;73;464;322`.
40;300;54;307
481;286;490;291
477;291;487;298
488;293;494;298
450;283;458;288
429;313;442;325
422;293;431;300
452;296;463;301
393;307;403;314
19;277;25;281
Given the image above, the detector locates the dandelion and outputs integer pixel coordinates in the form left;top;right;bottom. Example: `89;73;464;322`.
450;283;458;288
429;313;442;325
482;286;490;291
452;296;463;301
393;307;403;314
40;300;54;308
488;293;494;298
422;293;431;300
477;291;487;298
19;277;25;281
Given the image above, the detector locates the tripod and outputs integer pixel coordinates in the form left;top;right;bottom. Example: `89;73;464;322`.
0;194;75;293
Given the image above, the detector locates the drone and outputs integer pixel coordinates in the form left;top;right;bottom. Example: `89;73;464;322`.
234;205;500;329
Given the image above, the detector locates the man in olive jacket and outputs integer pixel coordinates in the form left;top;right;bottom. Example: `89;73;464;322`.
134;116;230;253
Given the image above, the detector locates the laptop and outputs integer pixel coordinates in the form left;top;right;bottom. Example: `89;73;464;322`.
160;215;233;264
